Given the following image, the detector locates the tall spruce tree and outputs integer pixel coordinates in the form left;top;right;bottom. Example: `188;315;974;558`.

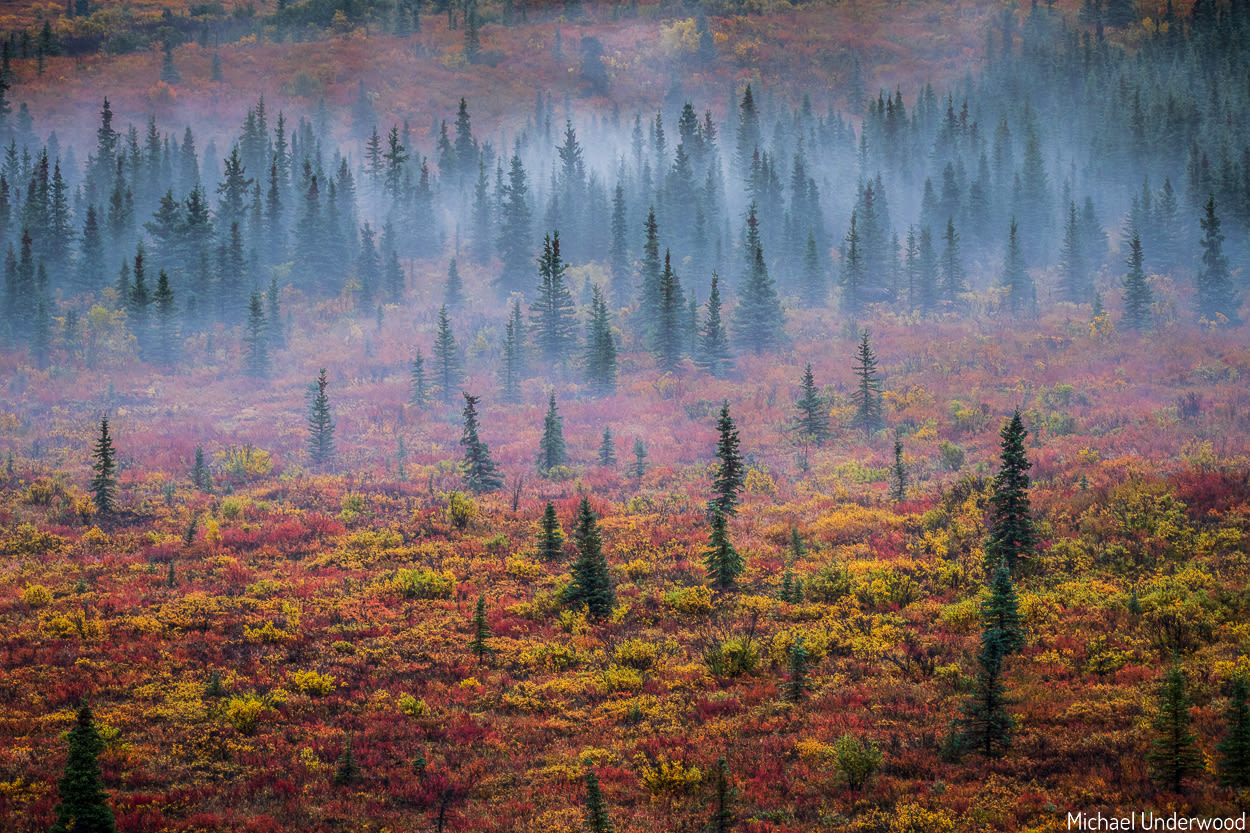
90;416;117;516
637;205;662;336
794;363;831;446
1218;674;1250;788
50;702;116;833
704;509;743;591
1196;194;1236;324
695;273;732;377
444;258;464;309
781;637;808;703
632;437;647;480
1059;201;1088;304
307;368;335;468
1000;218;1034;316
468;593;491;665
500;298;525;404
709;400;745;516
433;305;463;405
582;769;615;833
537;500;565;561
537;392;567;475
153;270;176;363
733;236;784;353
889;437;906;503
956;606;1014;757
567;496;614;620
409;349;430;406
653;250;686;368
1147;659;1205;792
1122;230;1152;330
985;409;1034;573
850;330;884;437
597;428;616;466
496;153;533;294
244;290;269;377
583;284;617;395
460;392;503;493
529;231;578;365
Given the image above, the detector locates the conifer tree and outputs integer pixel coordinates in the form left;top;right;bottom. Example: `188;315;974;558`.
984;561;1024;654
409;349;429;406
1196;195;1236;324
608;183;629;305
529;231;578;364
704;509;743;591
709;401;745;516
90;416;117;516
890;437;906;503
710;756;734;833
537;392;567;475
956;611;1014;758
153;270;176;363
244;291;269;377
1147;659;1204;792
1218;674;1250;788
333;737;360;786
1122;230;1152;330
567;496;614;620
632;437;647;480
468;593;491;664
850;330;884;437
781;637;808;703
733;223;784;353
434;305;463;405
638;206;662;335
597;428;616;466
307;368;335;468
583;284;617;395
49;702;116;833
695;273;732;377
496;153;533;294
444;258;464;309
582;769;614;833
800;229;825;306
794;363;831;446
1059;201;1088;304
460;392;502;493
940;216;965;301
500;298;525;404
840;211;866;316
191;445;212;493
985;409;1034;573
1000;218;1034;316
653;250;685;368
537;500;565;561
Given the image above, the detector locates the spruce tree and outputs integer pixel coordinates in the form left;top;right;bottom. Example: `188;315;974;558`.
704;509;743;591
653;250;685;368
632;437;647;480
983;561;1024;655
244;290;269;377
711;757;734;832
567;496;614;620
49;702;116;833
695;272;732;378
1218;674;1250;788
433;305;463;405
409;349;430;406
940;216;965;301
956;614;1014;758
1147;659;1205;792
1059;201;1088;304
537;500;565;561
460;392;503;493
637;206;662;337
307;369;336;468
90;416;117;516
608;183;629;305
583;284;617;395
597;428;616;466
985;410;1034;573
444;258;464;309
794;363;831;446
529;231;578;365
733;237;784;353
500;298;525;404
781;637;808;703
496;153;533;294
709;401;745;516
850;330;884;437
800;229;825;306
889;437;906;503
1122;230;1152;331
1000;217;1034;316
468;593;491;664
333;737;360;786
840;211;866;316
191;445;211;492
582;769;615;833
1196;195;1236;324
537;392;567;475
153;270;176;363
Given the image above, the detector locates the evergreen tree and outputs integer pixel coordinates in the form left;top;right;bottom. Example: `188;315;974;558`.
582;769;615;833
709;401;745;516
537;392;567;475
49;702;116;833
537;500;565;561
1196;195;1236;324
983;561;1024;655
781;637;808;703
191;445;211;492
500;298;525;404
914;226;939;314
840;211;866;315
653;250;685;368
1122;230;1151;330
444;258;464;309
333;737;360;786
409;349;430;406
704;509;743;591
153;270;177;363
608;183;629;305
800;229;825;306
597;428;616;466
710;756;734;833
1059;201;1088;304
1000;218;1034;316
632;437;647;480
940;216;965;301
434;305;463;405
460;392;503;493
468;593;491;664
529;232;578;364
244;290;269;377
889;437;906;503
1147;660;1205;792
956;611;1014;758
695;273;732;377
733;211;784;352
1218;674;1250;789
496;153;532;294
307;369;336;468
637;206;662;336
90;416;117;516
850;330;884;437
567;496;614;620
583;284;617;395
794;363;831;446
985;409;1034;573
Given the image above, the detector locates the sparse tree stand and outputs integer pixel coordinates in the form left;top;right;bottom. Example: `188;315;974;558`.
90;416;117;517
467;593;491;664
460;393;503;494
1218;674;1250;788
1147;659;1205;792
704;509;743;591
566;496;614;621
307;369;336;469
582;769;615;833
985;409;1035;574
709;401;745;516
851;330;884;437
597;428;616;467
536;392;567;476
50;702;117;833
537;501;565;561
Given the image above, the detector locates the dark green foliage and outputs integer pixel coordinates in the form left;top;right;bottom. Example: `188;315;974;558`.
889;437;906;503
840;211;866;315
850;330;884;437
632;437;647;480
307;368;335;468
434;305;463;405
333;737;360;786
1218;674;1250;788
191;446;211;493
608;184;629;305
1122;230;1151;330
704;509;743;591
794;363;831;446
204;670;225;698
781;637;808;703
956;615;1014;758
1059;201;1088;304
409;350;429;406
582;769;614;833
733;205;784;353
940;216;965;301
529;232;578;365
695;273;732;378
567;496;614;620
800;229;825;306
637;206;662;337
444;258;464;309
1000;218;1034;316
244;291;269;377
496;154;533;294
90;416;117;516
500;298;525;404
984;561;1024;655
710;756;734;833
50;702;116;833
597;428;616;467
153;270;177;362
583;284;617;396
468;593;491;664
1147;660;1204;792
985;410;1035;573
1196;195;1236;325
460;392;502;494
537;501;565;561
537;392;567;476
652;250;685;368
709;401;745;517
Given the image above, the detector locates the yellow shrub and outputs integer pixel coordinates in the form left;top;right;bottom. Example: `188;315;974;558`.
289;670;336;696
225;695;270;736
21;584;52;607
613;639;660;671
506;555;545;579
639;756;702;796
215;444;273;481
664;585;713;617
394;568;455;600
890;804;956;833
398;694;428;718
600;665;643;692
744;468;777;496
